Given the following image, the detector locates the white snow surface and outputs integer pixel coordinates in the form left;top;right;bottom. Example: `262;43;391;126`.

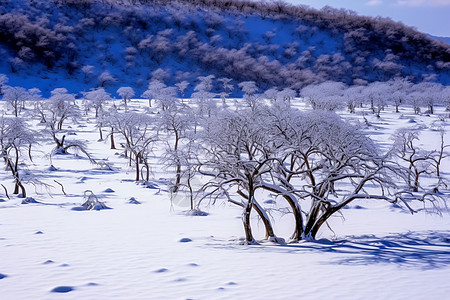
1;99;449;299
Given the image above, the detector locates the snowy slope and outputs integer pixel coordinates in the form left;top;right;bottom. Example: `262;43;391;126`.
0;0;449;97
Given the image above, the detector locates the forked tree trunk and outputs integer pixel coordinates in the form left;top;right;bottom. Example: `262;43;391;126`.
261;184;303;241
303;202;322;239
237;190;278;242
8;156;26;198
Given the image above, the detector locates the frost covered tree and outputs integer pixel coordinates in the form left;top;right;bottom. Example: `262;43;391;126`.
158;105;193;193
271;109;405;240
407;91;423;115
199;109;281;244
238;81;259;110
412;82;443;115
83;88;111;118
175;81;189;103
142;79;166;107
343;85;364;113
83;88;112;140
392;128;436;192
37;88;88;156
112;112;156;182
2;86;28;117
301;81;345;111
117;87;134;111
218;77;233;107
363;81;390;118
81;65;95;83
263;88;278;103
47;88;77;131
0;116;35;198
276;88;296;106
388;78;412;113
98;70;117;87
441;86;450;117
0;74;9;94
195;104;441;243
156;86;178;111
192;75;216;117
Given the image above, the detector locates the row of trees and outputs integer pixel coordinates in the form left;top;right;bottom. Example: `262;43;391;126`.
2;72;448;118
0;79;447;243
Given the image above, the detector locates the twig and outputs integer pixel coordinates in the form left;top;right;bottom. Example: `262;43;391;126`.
1;184;10;199
54;180;67;195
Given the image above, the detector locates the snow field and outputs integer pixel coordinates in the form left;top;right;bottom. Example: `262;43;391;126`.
0;98;449;299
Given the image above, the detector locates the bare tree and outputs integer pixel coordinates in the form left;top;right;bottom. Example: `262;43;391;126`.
301;81;345;111
192;75;216;117
2;86;28;117
117;87;135;111
238;81;259;110
36;88;88;156
83;88;111;118
83;88;112;140
392;128;435;192
196;104;441;243
388;78;412;113
368;81;391;118
142;79;166;107
81;65;95;83
175;81;189;103
199;108;281;244
98;70;117;87
158;105;193;193
0;74;9;94
0;117;35;197
430;124;449;182
413;82;443;115
218;77;233;107
112;112;156;182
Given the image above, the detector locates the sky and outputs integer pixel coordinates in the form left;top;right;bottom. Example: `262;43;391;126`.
284;0;450;37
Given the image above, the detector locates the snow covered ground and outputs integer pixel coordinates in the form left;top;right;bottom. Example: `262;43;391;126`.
1;99;449;299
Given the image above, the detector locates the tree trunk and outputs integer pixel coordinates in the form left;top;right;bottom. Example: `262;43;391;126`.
303;202;322;238
252;199;277;241
261;184;303;241
237;189;278;242
110;128;116;149
242;199;254;244
174;163;181;193
135;154;140;181
413;170;419;192
307;209;334;240
99;126;103;140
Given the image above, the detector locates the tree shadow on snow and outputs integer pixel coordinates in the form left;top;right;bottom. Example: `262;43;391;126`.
296;231;450;270
208;230;450;270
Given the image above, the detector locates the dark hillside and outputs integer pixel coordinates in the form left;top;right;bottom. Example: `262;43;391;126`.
0;0;448;95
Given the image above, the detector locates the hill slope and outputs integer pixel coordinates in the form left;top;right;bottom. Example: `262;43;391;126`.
0;0;449;96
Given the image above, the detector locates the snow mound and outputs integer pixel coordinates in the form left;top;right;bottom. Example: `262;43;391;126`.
21;197;39;204
128;197;141;204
